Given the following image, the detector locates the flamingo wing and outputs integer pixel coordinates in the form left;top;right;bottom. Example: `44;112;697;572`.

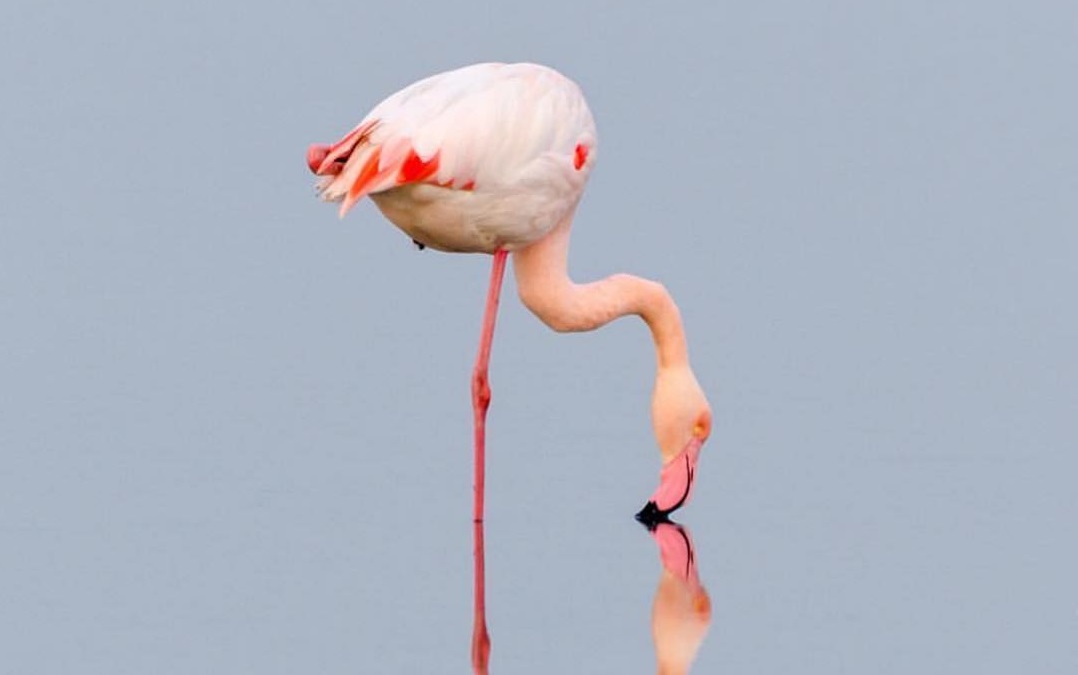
308;63;597;218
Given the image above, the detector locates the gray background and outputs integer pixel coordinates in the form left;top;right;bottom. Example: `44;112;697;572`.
2;1;1076;673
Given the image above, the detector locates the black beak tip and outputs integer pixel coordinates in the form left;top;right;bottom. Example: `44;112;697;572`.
634;501;671;530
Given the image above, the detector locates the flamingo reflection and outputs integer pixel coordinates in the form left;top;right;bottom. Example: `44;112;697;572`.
647;521;712;674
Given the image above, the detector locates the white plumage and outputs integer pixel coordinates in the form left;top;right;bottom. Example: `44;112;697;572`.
308;62;597;252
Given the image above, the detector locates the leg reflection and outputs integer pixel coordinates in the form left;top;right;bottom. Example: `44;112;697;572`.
471;519;490;674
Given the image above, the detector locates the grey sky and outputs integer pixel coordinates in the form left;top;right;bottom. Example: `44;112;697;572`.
2;1;1076;673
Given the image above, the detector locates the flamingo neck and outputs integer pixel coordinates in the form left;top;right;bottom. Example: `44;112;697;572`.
512;218;690;370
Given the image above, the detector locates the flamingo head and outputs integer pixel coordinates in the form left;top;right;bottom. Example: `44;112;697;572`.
637;366;711;522
651;365;712;461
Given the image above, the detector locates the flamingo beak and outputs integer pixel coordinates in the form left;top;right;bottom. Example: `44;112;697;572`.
635;435;704;525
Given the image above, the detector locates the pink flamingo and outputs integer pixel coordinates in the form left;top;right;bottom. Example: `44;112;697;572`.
306;61;711;521
307;62;711;671
308;63;709;510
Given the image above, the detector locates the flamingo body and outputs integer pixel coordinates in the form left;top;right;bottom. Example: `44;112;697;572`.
308;63;597;253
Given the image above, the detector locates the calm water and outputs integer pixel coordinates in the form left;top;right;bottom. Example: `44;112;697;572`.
2;2;1076;673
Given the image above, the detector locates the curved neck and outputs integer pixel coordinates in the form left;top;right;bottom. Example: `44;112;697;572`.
511;218;689;370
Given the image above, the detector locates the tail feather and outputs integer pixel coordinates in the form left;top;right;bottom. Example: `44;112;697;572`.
338;147;396;217
311;119;461;218
317;120;377;173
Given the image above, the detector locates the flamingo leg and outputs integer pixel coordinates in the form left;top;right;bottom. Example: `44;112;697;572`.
470;248;507;673
470;519;491;674
471;248;508;523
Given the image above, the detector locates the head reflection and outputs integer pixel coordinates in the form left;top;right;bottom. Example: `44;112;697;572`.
647;521;711;674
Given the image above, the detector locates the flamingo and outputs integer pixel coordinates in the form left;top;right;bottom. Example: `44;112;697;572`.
305;62;711;523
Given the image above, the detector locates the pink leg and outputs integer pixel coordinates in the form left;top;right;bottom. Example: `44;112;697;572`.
470;519;490;674
472;248;508;522
470;249;507;674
